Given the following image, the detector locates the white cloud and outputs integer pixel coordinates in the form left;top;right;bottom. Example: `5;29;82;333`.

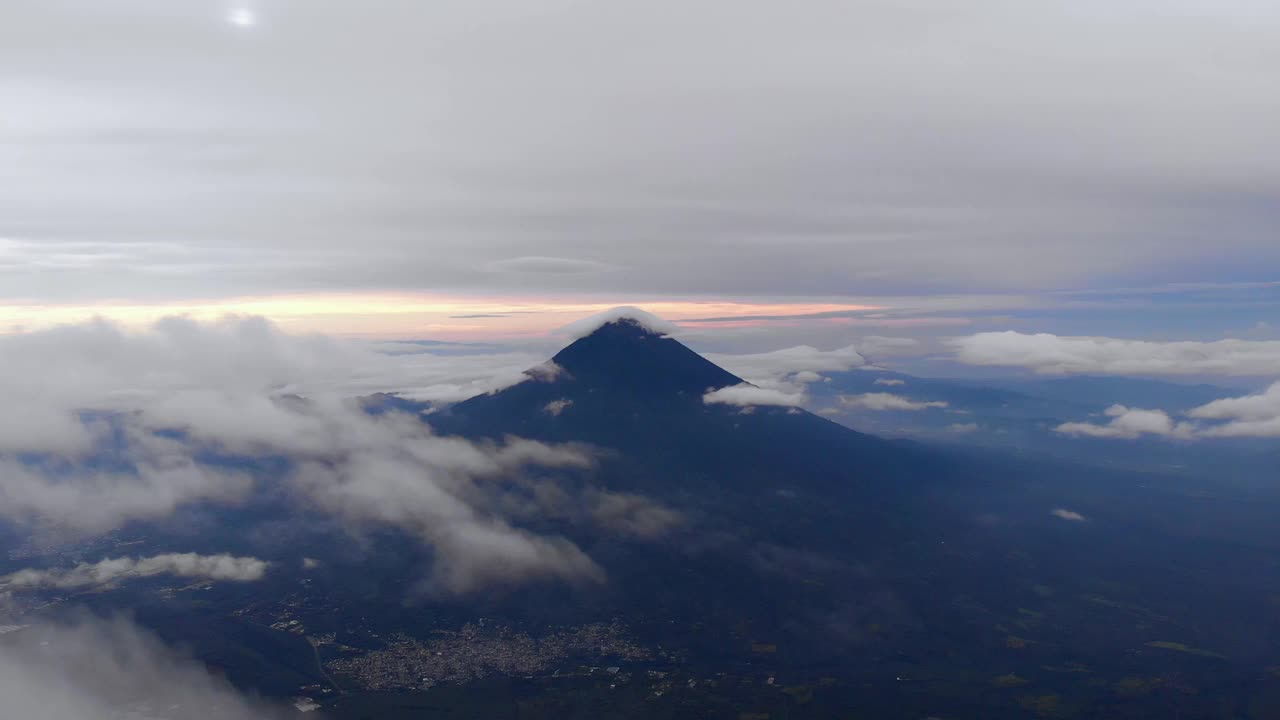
0;553;268;591
1051;384;1280;440
0;616;290;719
543;398;573;416
424;521;603;594
1199;417;1280;438
951;331;1280;376
585;490;684;540
707;345;867;383
0;316;541;455
873;378;905;387
700;343;879;403
1054;404;1195;439
839;393;947;411
1188;382;1280;437
0;431;252;536
703;383;805;408
559;306;678;339
1051;509;1087;522
0;316;668;593
239;406;606;594
947;423;979;434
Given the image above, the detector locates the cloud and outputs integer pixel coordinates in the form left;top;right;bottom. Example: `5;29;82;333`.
950;332;1280;376
1051;384;1280;440
707;345;867;383
559;306;679;339
0;553;268;591
490;479;684;545
703;343;887;404
521;360;566;384
0;432;252;536
1188;382;1280;437
586;490;684;540
0;315;533;457
231;406;606;594
873;378;906;386
0;316;668;593
839;393;947;411
424;522;604;594
0;616;291;719
543;398;573;416
1051;509;1086;522
0;315;542;446
484;256;615;275
1189;382;1280;421
1200;417;1280;438
857;337;924;359
1054;404;1195;439
703;383;805;408
8;2;1280;306
947;423;979;434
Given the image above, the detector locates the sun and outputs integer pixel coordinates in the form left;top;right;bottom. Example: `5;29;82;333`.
227;8;256;27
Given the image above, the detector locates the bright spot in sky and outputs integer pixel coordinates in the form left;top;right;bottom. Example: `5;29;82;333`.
227;8;256;27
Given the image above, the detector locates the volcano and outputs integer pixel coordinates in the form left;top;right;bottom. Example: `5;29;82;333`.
435;316;957;500
410;313;1280;719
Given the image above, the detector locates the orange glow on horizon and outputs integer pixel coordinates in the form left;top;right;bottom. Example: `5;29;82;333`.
0;293;882;339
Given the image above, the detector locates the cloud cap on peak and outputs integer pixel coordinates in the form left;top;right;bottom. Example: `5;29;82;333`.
559;307;680;340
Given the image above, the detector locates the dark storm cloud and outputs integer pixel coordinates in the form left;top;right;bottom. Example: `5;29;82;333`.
3;1;1279;302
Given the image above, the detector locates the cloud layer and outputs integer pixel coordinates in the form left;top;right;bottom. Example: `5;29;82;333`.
839;393;948;411
0;553;268;590
0;616;289;719
0;434;252;535
4;2;1279;305
952;332;1280;376
0;316;677;593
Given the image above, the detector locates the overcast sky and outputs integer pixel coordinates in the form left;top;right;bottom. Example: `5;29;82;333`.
6;7;1280;708
3;0;1278;340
